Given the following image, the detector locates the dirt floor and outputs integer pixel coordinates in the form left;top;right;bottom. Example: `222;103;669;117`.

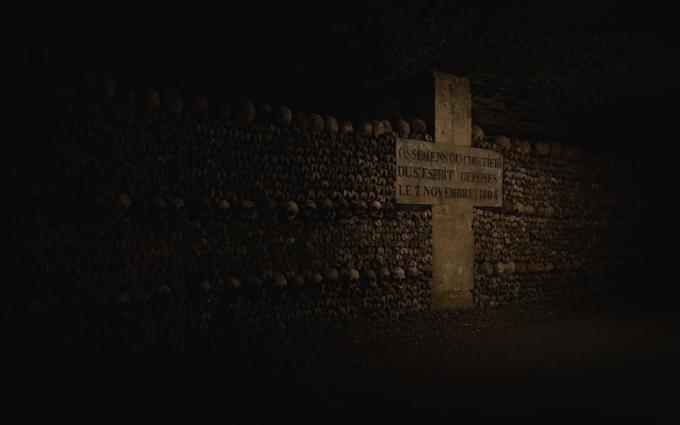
5;293;679;419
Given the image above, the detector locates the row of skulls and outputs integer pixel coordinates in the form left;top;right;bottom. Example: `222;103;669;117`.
44;84;435;314
103;192;388;221
474;204;601;272
471;124;588;161
477;261;558;276
470;130;630;307
473;129;623;221
484;134;586;161
201;265;413;293
78;65;431;139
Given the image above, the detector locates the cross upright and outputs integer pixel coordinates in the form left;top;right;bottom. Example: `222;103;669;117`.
395;71;503;309
432;71;475;308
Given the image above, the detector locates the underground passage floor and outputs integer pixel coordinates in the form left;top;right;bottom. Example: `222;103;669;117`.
6;293;679;419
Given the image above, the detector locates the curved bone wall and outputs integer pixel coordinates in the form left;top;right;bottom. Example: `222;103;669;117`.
8;89;636;347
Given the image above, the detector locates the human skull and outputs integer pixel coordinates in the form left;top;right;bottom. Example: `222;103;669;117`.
512;201;525;214
348;268;360;285
218;199;231;212
233;99;255;128
143;88;161;110
303;199;317;220
382;120;393;134
200;280;212;291
239;199;257;220
472;125;485;143
544;205;556;217
285;272;302;289
411;118;427;135
392;266;406;283
294;111;309;131
407;265;419;278
157;284;172;296
285;200;299;222
520;140;531;155
308;270;324;286
334;198;349;216
363;269;378;288
357;121;373;138
226;277;242;290
371;120;386;137
549;143;563;158
190;93;209;116
163;89;183;115
245;274;263;290
273;105;292;128
504;261;516;274
117;193;131;209
352;200;367;211
511;139;523;154
272;272;287;289
324;267;340;284
340;119;353;135
394;118;410;138
494;262;504;275
319;198;335;219
480;262;493;276
171;197;184;210
309;113;325;132
377;266;391;284
494;135;512;151
324;115;338;133
534;142;550;156
117;291;131;304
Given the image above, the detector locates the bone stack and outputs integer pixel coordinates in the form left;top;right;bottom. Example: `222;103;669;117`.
471;130;636;307
26;76;439;343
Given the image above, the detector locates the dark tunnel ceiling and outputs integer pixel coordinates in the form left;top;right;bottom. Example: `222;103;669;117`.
14;1;680;144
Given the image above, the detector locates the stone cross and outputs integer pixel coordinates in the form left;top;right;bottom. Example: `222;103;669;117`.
395;71;503;309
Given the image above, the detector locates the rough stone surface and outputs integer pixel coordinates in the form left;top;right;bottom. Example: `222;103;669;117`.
432;73;475;308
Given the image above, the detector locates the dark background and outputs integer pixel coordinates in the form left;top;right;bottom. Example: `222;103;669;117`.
5;1;680;146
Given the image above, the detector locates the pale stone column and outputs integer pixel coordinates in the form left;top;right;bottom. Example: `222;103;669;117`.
431;71;474;309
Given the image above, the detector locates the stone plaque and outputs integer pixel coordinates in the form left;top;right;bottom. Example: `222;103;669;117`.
396;138;503;207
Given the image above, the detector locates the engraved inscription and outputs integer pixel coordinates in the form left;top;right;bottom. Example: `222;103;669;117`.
395;138;503;207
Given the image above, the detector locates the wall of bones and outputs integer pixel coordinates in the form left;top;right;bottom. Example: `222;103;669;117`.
472;135;636;307
11;72;637;345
